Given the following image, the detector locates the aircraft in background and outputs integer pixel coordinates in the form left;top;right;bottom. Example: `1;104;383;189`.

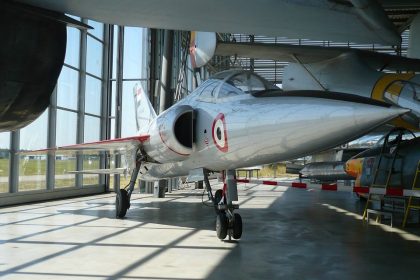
299;134;384;183
28;70;409;240
345;128;420;190
190;32;420;131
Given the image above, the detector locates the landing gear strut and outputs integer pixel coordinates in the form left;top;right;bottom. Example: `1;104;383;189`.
204;170;242;240
115;151;144;219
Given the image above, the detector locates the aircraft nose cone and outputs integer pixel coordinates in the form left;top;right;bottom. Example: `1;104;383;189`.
352;106;409;130
381;107;410;117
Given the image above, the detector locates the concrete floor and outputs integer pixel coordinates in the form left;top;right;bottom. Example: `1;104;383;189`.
1;180;420;280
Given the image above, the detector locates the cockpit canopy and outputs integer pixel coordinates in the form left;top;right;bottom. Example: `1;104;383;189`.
194;70;278;101
212;70;277;93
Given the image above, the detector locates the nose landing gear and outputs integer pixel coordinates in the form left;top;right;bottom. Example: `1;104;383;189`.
204;170;242;241
216;209;243;240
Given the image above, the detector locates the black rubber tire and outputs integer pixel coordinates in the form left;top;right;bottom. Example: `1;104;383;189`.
116;189;129;218
216;212;228;240
232;213;243;239
214;189;223;205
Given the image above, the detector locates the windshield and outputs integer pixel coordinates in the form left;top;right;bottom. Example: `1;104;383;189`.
211;70;277;95
191;70;278;102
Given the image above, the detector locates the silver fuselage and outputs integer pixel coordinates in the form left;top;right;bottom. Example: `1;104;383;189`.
139;74;407;180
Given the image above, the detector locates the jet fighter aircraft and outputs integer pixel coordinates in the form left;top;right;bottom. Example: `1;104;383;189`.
31;70;409;240
190;32;420;131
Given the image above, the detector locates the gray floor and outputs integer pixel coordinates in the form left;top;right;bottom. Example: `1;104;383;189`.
1;181;420;280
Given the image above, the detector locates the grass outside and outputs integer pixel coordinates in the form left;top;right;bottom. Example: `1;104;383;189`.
0;157;101;192
0;159;10;177
109;175;132;191
0;158;10;193
237;163;296;178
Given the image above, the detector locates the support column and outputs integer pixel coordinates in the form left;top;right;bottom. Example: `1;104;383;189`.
154;180;167;198
249;35;254;72
101;23;111;190
46;87;57;190
174;178;179;190
149;29;158;108
155;29;174;198
159;29;174;113
225;170;238;205
195;181;203;189
139;29;159;194
139;179;146;193
9;131;19;193
114;26;124;191
76;19;88;188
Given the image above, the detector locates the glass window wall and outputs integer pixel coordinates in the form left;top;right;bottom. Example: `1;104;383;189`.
85;76;102;116
65;27;81;68
84;115;100;143
123;27;143;79
19;111;48;192
86;36;103;77
83;153;99;185
0;133;10;193
55;154;76;189
121;81;138;137
1;19;107;197
57;66;79;111
88;20;104;40
56;110;78;146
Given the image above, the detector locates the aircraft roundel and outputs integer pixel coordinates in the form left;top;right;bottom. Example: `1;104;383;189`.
212;113;228;152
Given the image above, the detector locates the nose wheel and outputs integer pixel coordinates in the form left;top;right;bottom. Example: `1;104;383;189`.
215;209;242;240
203;169;243;241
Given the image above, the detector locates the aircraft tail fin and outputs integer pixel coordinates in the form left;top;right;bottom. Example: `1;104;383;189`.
133;83;157;134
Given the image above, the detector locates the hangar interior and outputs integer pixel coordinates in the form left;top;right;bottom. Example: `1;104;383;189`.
0;24;415;205
1;1;420;279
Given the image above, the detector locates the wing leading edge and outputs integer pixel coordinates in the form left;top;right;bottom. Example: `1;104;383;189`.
22;135;150;155
21;135;150;175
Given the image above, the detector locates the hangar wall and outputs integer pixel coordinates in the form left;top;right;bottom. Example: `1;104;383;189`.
0;19;109;205
0;21;196;206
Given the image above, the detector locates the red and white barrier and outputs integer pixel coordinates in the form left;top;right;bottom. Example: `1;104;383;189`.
236;178;420;198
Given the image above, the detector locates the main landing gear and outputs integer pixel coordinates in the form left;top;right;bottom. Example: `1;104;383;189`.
204;170;243;241
115;151;144;218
